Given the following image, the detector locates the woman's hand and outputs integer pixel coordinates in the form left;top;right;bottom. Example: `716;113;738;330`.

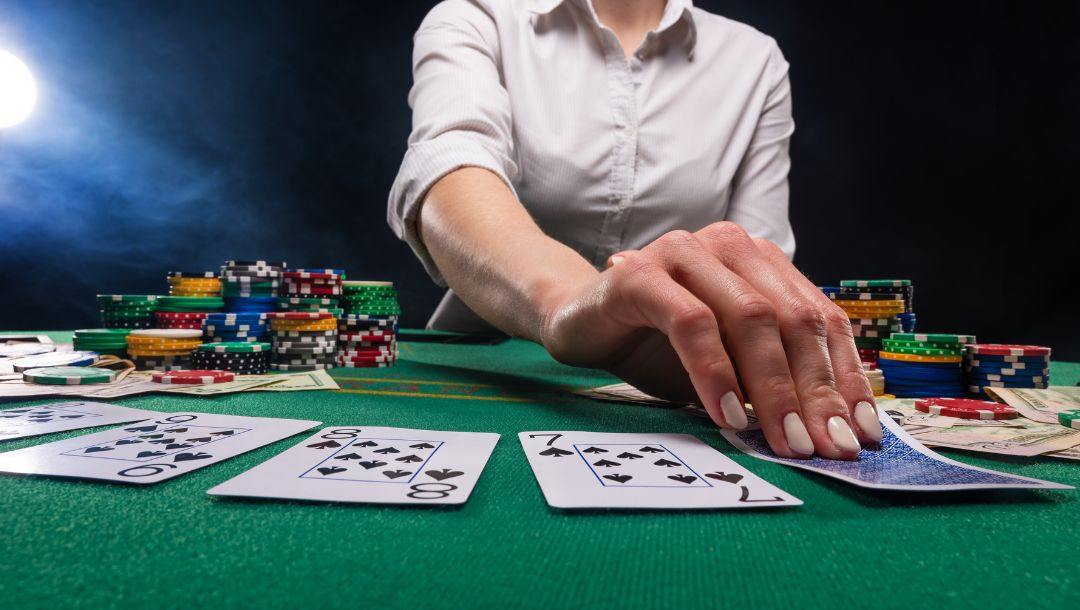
539;221;881;460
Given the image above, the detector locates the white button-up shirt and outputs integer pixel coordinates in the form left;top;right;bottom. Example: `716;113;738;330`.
388;0;795;332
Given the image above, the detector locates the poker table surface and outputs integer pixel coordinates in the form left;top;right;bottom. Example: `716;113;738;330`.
3;331;1078;610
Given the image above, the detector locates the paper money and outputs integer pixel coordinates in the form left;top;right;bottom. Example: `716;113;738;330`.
985;386;1080;425
253;369;339;392
912;420;1080;457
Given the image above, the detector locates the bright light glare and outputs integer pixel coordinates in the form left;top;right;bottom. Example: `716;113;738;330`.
0;50;37;128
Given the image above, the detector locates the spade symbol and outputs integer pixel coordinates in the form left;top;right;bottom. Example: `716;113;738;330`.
373;447;400;455
165;443;193;450
653;459;681;468
382;469;412;480
307;440;341;449
603;474;632;484
148;438;176;445
60;415;85;419
173;452;212;462
31;418;53;423
125;425;157;432
136;451;167;458
187;436;212;443
592;459;620;468
409;443;435;449
539;447;573;457
705;472;744;485
84;446;113;453
167;428;189;434
8;409;31;413
333;453;364;461
668;474;697;484
354;441;378;447
318;466;347;476
582;447;608;454
639;446;663;453
396;454;423;463
115;439;142;446
617;452;642;460
358;460;387;470
425;469;464;481
209;430;235;436
141;434;164;439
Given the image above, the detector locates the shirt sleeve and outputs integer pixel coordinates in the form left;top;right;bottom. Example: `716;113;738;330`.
724;42;796;259
386;0;518;286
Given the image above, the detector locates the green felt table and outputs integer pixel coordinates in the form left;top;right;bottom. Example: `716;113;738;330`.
2;331;1078;610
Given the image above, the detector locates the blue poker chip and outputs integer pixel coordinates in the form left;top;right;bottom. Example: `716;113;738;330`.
966;376;1047;387
877;360;960;371
897;313;917;332
10;351;99;372
819;286;842;296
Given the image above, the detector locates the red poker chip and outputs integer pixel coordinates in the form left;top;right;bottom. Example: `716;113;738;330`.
964;344;1051;357
338;333;394;343
914;397;1018;420
155;312;210;320
282;271;340;281
265;311;334;320
150;369;235;385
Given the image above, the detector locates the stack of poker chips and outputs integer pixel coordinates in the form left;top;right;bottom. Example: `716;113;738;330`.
192;342;270;374
154;296;225;330
267;312;338;371
825;279;909;364
964;344;1051;397
72;329;131;357
861;363;885;397
166;271;221;296
337;314;399;368
125;329;203;371
202;311;270;344
98;294;159;329
340;281;401;317
877;333;975;398
220;260;285;314
281;270;344;301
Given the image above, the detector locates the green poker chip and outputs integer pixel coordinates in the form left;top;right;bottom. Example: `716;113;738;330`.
839;279;911;288
889;333;976;345
1059;410;1080;429
23;366;117;385
878;345;963;357
197;341;271;353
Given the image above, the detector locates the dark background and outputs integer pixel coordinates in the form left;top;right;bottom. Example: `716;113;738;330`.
1;1;1077;357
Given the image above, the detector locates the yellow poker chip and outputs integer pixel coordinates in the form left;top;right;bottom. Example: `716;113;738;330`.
878;351;962;363
845;312;899;320
833;300;904;308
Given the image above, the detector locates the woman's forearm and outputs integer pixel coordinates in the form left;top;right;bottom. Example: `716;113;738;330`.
417;167;598;342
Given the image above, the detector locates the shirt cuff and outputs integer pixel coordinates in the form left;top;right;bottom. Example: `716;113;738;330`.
387;133;517;286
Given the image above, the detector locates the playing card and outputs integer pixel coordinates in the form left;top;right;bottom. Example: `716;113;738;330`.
208;426;499;505
518;431;801;509
721;410;1072;491
0;412;320;485
0;401;158;441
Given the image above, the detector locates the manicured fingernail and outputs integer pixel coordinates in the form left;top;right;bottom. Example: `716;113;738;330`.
853;401;882;442
720;391;747;429
782;412;814;456
827;416;861;453
609;255;625;267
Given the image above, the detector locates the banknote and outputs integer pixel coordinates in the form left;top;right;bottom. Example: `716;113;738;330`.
985;386;1080;425
912;419;1080;457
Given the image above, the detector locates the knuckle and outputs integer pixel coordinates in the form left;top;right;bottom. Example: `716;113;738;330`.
732;292;778;327
784;301;828;335
655;229;697;250
669;302;715;336
800;375;843;409
837;367;871;390
698;358;734;382
824;306;853;334
759;372;798;400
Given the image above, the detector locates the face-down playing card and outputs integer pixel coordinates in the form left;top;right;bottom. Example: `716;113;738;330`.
207;427;500;505
0;401;159;441
0;412;320;484
519;431;801;509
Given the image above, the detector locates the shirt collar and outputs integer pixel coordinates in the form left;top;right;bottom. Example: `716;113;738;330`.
529;0;698;57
